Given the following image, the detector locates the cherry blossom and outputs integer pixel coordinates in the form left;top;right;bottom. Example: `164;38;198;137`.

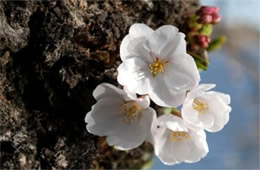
117;23;200;107
85;83;157;150
182;84;231;132
154;114;208;165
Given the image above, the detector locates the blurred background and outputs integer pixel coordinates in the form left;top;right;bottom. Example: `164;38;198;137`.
152;0;260;169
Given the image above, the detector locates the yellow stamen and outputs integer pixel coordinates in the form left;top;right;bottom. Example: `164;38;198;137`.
170;132;190;142
120;101;142;123
149;57;169;76
193;98;209;114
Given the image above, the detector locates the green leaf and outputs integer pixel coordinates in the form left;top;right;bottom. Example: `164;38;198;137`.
200;24;213;36
195;59;209;71
189;15;202;30
188;52;209;71
207;36;227;51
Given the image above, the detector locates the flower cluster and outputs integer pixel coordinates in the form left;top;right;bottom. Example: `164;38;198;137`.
197;6;221;25
85;23;231;166
189;6;222;50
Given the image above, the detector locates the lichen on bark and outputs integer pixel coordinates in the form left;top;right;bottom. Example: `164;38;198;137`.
0;0;199;169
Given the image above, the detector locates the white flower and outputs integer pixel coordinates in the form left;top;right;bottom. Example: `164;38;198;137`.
154;114;208;165
85;83;157;150
181;84;231;132
117;23;200;107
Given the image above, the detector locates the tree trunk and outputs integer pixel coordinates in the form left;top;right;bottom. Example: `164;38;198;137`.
0;0;199;169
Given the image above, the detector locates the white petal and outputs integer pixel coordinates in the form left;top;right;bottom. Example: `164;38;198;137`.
199;84;216;92
211;91;231;104
157;114;188;132
184;130;209;163
155;128;208;165
199;92;231;132
162;32;186;61
123;86;137;100
181;99;199;125
141;107;157;145
154;127;168;154
136;95;150;109
206;106;231;132
117;57;151;94
93;83;125;101
126;37;153;63
123;86;150;109
197;113;215;129
120;34;133;61
106;120;146;150
155;128;177;165
202;92;230;113
148;74;186;107
120;24;153;61
106;107;155;150
129;23;154;38
146;25;182;60
165;54;200;91
187;84;216;100
85;98;125;136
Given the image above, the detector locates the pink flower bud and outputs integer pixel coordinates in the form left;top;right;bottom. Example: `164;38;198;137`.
195;35;210;48
198;14;213;24
205;36;211;43
202;41;209;48
196;35;206;43
212;14;222;24
199;6;219;15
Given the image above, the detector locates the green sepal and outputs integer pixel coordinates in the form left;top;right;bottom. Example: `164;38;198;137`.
189;15;202;30
207;36;227;52
200;24;213;36
189;52;209;71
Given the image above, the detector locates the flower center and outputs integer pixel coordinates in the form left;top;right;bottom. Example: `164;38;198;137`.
120;101;142;123
193;98;209;114
149;57;169;76
170;132;190;142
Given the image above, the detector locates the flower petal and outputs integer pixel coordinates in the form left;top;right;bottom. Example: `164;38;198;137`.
106;107;155;150
197;113;215;129
148;54;200;107
93;83;126;101
211;91;231;104
106;121;145;150
155;129;208;165
165;54;200;91
123;86;137;100
206;106;231;132
154;127;168;154
117;57;152;94
146;25;183;60
154;128;177;165
85;98;125;136
181;99;199;125
187;84;216;100
126;37;153;63
140;107;157;145
136;95;150;109
148;74;186;107
129;23;154;38
184;130;209;163
120;24;153;61
202;92;230;113
157;114;188;132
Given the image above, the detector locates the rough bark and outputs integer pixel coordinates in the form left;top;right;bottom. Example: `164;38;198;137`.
0;0;199;169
